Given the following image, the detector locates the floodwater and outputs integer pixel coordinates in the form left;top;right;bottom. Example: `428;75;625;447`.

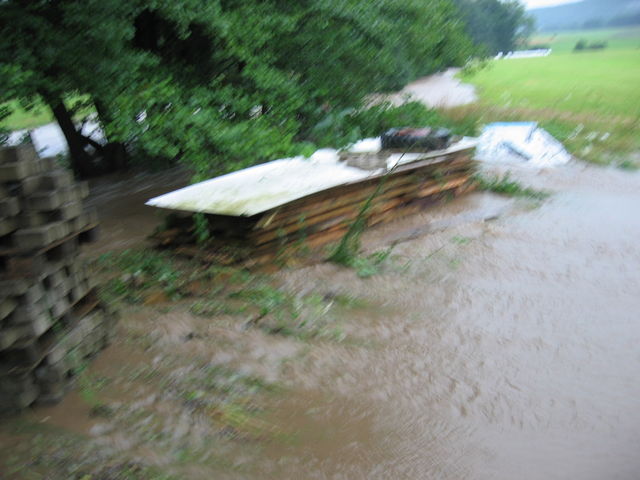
85;167;189;254
256;164;640;479
2;163;640;479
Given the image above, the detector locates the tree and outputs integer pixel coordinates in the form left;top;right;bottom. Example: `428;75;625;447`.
454;0;533;55
0;0;149;176
1;0;474;178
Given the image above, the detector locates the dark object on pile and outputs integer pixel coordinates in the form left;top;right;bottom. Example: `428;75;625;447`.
381;127;452;151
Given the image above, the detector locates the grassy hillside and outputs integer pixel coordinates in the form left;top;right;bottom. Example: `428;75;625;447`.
529;0;640;32
457;26;640;166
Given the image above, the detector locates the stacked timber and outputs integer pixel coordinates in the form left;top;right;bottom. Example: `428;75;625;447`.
151;143;477;266
0;145;115;412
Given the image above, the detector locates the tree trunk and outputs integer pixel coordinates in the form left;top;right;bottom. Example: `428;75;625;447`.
94;98;128;171
45;95;93;177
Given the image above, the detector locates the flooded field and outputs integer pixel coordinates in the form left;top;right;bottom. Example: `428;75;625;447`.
1;163;639;479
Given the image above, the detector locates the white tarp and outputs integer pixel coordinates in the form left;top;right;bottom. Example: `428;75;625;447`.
496;49;552;60
475;122;572;167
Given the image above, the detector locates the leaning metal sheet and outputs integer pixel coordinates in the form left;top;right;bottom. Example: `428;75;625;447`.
146;140;478;217
145;156;371;217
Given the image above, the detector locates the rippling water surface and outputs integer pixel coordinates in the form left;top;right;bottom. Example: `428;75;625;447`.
256;165;640;479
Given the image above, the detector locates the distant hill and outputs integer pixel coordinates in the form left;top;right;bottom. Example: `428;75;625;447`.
530;0;640;31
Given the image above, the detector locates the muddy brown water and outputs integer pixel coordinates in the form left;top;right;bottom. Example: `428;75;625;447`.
259;164;640;479
85;167;189;254
2;163;640;479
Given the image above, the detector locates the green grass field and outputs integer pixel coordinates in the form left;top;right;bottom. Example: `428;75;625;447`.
0;96;91;131
458;26;640;166
1;99;54;130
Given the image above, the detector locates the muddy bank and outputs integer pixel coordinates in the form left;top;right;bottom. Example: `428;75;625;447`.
1;164;640;479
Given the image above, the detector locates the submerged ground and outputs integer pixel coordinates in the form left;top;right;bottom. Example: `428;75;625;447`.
1;160;639;479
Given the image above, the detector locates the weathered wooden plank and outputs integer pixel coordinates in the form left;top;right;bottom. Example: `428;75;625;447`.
253;154;474;228
248;173;472;246
249;177;470;258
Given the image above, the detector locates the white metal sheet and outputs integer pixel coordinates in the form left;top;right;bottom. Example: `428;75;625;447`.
146;139;478;217
145;155;371;217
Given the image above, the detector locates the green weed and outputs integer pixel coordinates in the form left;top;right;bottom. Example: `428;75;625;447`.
229;285;290;317
328;158;396;276
187;270;354;341
451;235;472;245
77;372;110;407
95;248;189;304
350;248;394;278
618;158;639;171
193;212;211;244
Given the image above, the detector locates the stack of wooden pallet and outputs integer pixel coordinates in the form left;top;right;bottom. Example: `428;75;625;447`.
152;143;476;266
0;145;116;411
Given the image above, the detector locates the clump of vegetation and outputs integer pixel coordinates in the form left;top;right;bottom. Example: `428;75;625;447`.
327;166;396;278
93;248;354;341
473;172;550;199
329;238;394;279
192;281;349;341
573;39;608;51
461;57;492;76
618;158;639;171
94;248;196;304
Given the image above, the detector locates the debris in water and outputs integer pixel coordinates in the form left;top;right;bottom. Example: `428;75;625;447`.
475;122;572;167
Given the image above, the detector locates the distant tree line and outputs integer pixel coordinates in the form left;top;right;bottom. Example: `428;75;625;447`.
0;0;529;178
530;0;640;32
582;13;640;29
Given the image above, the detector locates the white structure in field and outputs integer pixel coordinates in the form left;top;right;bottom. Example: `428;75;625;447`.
495;49;552;59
